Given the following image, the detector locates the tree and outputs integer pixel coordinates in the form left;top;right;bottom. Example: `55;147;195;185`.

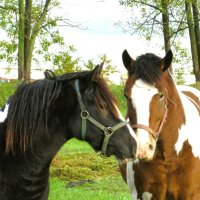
118;0;172;53
118;0;200;81
53;45;81;75
0;0;82;80
183;0;200;81
84;54;118;78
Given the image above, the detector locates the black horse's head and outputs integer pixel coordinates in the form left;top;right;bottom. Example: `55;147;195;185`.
57;64;138;160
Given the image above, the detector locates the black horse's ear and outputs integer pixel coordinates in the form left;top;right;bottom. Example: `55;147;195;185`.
162;50;173;71
44;70;57;80
122;49;135;72
91;62;104;81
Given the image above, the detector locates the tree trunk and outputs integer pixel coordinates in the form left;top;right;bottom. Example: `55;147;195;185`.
161;0;172;72
23;0;51;80
24;0;32;80
161;0;170;53
185;0;200;81
18;0;25;80
192;0;200;67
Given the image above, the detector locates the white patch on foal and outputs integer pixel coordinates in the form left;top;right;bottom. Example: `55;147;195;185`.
0;103;9;122
142;191;153;200
175;89;200;158
127;161;138;200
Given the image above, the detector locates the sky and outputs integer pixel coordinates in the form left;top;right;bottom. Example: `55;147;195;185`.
53;0;164;81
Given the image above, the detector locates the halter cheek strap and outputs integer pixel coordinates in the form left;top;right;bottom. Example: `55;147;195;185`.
131;104;168;139
74;80;129;156
74;80;87;139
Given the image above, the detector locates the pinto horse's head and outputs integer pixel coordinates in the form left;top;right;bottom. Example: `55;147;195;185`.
122;49;173;160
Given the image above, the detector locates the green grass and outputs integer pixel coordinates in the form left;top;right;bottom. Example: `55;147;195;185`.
110;84;127;116
49;139;130;199
49;176;130;200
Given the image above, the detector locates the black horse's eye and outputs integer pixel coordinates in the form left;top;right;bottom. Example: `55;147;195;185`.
124;93;131;101
124;90;131;100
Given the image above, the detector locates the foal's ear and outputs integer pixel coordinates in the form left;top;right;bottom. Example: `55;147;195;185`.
162;50;173;71
122;49;135;71
91;62;104;81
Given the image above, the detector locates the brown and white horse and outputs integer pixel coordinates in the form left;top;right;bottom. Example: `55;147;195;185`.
120;49;200;200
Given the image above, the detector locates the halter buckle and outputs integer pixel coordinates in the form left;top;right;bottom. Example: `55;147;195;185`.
104;127;114;136
81;110;89;119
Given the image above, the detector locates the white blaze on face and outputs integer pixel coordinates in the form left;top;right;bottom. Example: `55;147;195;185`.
131;79;158;159
132;80;158;142
0;103;9;122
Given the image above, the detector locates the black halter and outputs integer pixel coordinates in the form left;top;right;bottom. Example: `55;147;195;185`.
74;80;129;156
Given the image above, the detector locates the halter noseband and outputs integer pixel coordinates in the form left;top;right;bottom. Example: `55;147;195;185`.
74;80;129;156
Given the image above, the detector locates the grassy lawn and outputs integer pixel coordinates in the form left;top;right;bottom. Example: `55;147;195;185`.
50;139;130;200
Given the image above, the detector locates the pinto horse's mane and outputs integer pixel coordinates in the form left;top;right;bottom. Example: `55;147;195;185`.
129;53;163;84
5;70;118;154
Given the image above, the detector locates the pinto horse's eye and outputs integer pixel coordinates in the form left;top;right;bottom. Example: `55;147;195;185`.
159;93;164;100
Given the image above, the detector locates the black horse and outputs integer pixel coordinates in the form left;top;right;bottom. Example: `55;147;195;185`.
0;64;137;200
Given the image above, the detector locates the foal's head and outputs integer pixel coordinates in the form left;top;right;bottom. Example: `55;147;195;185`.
122;49;174;160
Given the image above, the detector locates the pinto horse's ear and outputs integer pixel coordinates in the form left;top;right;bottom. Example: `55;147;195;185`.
91;62;104;81
162;50;173;71
122;49;135;72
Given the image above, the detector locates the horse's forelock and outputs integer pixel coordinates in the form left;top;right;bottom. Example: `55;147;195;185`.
130;53;162;85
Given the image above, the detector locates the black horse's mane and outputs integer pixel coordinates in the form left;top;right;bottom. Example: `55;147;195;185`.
129;53;163;84
5;70;118;154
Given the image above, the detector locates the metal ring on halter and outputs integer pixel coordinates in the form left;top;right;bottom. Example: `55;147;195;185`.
80;110;89;119
104;127;114;136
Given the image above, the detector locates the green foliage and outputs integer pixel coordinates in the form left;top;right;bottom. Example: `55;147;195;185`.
84;54;118;77
0;0;18;65
52;46;81;75
117;0;196;72
190;82;200;90
0;0;81;76
0;81;20;107
173;67;186;85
